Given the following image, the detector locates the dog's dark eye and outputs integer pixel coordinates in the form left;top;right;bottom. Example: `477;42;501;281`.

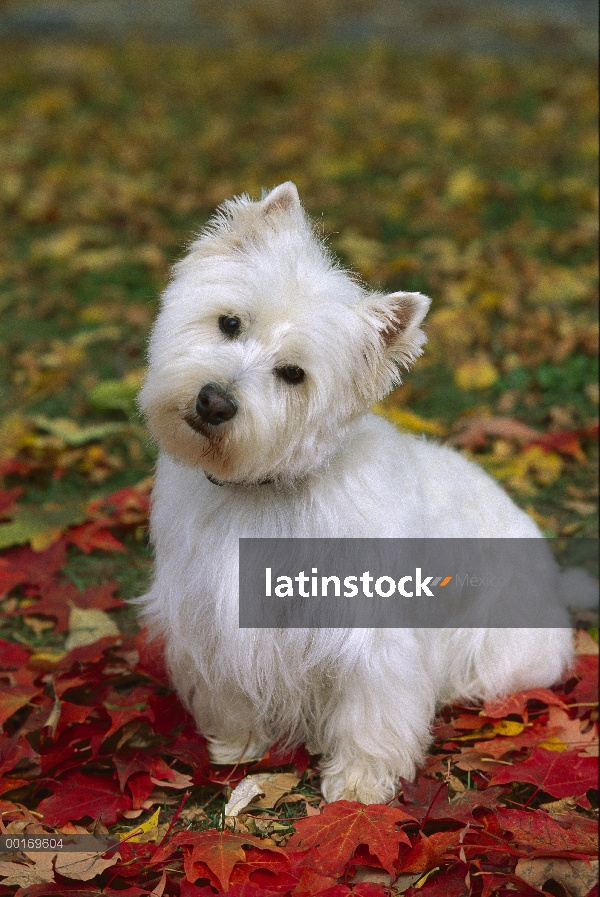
219;315;241;337
277;365;305;384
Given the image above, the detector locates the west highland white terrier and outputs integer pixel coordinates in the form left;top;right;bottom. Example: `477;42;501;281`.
138;182;576;804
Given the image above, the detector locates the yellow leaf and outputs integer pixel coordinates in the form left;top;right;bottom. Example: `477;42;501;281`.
537;737;568;753
65;607;120;651
29;650;67;670
373;404;448;437
520;446;563;486
492;720;525;737
31;228;83;262
454;719;524;741
119;808;160;843
446;168;487;205
529;267;592;305
334;230;384;279
454;359;499;391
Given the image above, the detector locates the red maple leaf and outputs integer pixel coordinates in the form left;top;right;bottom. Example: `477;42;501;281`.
0;733;38;777
526;422;598;460
397;830;461;874
489;747;598;798
150;830;271;890
102;685;155;741
134;628;170;685
55;634;122;672
0;487;23;517
3;539;67;587
251;740;311;777
163;733;211;778
0;682;40;726
0;558;27;596
0;639;31;670
37;769;132;825
494;807;587;854
287;865;339;897
483;687;568;719
228;845;298;892
473;719;559;759
52;699;96;738
11;581;79;632
127;771;155;808
563;654;599;706
477;872;553;897
114;753;152;791
73;581;127;610
68;520;127;553
288;801;414;877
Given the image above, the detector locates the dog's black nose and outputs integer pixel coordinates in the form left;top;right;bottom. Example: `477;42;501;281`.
195;384;237;425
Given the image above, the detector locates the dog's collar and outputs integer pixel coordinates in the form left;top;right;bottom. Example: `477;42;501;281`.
205;472;274;488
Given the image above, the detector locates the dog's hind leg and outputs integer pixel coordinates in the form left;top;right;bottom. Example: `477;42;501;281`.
437;628;574;705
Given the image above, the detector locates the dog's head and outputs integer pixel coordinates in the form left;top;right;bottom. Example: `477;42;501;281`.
139;183;430;484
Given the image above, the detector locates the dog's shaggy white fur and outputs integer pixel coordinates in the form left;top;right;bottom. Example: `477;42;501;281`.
138;182;575;804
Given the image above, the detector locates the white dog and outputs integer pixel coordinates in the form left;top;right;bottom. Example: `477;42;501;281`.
138;182;576;804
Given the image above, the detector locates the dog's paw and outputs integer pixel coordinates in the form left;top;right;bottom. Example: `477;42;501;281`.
320;765;397;805
207;735;268;766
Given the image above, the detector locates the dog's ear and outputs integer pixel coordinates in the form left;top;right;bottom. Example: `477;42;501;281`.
261;182;302;217
359;290;431;370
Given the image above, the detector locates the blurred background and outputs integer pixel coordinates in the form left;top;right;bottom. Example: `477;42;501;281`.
0;0;598;606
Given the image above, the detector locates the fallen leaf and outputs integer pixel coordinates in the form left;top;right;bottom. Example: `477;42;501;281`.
484;687;568;719
0;852;55;887
0;683;39;726
65;606;120;650
574;630;599;656
251;771;301;809
454;358;499;391
537;706;598;754
0;503;86;551
37;770;132;826
224;777;267;817
495;807;585;853
54;847;119;880
397;830;460;874
449;416;539;449
31;415;128;447
288;801;413;876
489;747;598;797
373;404;448;436
120;807;161;843
88;371;145;416
515;857;599;897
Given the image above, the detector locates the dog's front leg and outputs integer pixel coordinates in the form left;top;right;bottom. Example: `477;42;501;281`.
188;679;271;765
317;640;436;804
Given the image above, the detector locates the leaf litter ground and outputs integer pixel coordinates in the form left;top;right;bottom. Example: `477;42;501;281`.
0;41;598;896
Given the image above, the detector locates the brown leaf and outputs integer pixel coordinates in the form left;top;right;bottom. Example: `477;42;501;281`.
54;848;119;880
0;852;55;886
516;857;599;897
449;416;539;450
250;772;301;809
